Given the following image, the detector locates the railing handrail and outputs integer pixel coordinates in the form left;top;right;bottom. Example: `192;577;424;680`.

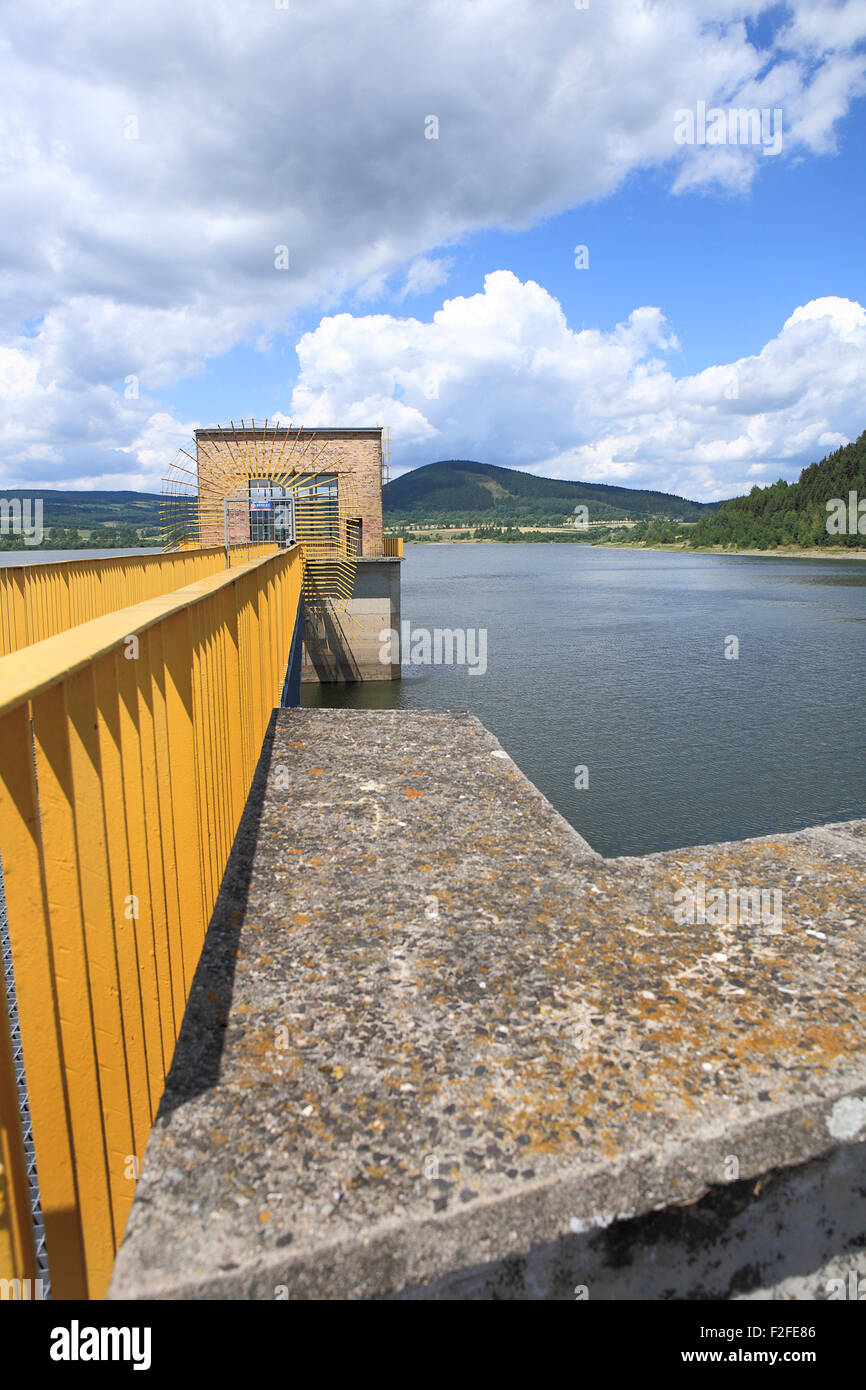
0;548;302;718
0;544;214;574
0;543;305;1297
0;542;275;575
0;543;283;660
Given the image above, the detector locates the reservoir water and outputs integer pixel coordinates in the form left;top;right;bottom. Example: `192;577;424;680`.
304;544;866;857
0;548;159;566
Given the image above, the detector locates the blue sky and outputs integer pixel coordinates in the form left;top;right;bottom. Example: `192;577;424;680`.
159;103;866;420
2;0;866;501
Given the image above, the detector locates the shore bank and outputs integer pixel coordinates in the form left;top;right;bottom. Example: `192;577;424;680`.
587;542;866;560
390;536;866;559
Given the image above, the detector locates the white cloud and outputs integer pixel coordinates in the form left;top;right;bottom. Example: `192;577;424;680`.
290;275;866;501
397;257;453;302
784;297;866;339
0;0;864;487
119;412;198;481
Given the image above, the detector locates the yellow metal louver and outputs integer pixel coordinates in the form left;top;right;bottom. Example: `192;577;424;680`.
160;420;361;630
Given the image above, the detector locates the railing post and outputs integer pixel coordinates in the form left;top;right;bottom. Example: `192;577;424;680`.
281;591;305;708
92;651;153;1163
0;703;88;1299
162;611;209;985
115;649;168;1116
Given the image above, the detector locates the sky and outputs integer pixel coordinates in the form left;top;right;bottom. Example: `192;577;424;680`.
1;0;865;502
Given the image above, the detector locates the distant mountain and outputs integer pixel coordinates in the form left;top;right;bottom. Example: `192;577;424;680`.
0;460;720;543
0;489;162;549
687;431;866;549
0;489;162;527
383;459;717;524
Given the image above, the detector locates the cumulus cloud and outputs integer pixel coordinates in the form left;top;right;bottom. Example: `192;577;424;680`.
290;274;866;501
0;0;864;487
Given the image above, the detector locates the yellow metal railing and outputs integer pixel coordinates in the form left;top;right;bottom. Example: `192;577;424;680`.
0;546;304;1299
383;537;403;558
0;543;279;659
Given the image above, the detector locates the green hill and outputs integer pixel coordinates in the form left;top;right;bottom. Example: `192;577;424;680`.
4;435;863;554
383;459;716;525
687;431;866;550
0;489;163;550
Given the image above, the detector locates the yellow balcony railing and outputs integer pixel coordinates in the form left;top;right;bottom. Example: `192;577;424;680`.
0;543;280;659
0;546;303;1299
383;536;403;558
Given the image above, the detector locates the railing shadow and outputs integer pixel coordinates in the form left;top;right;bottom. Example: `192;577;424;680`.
304;600;361;682
156;710;279;1115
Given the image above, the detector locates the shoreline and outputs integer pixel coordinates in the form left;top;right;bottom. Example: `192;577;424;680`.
586;542;866;560
392;536;866;560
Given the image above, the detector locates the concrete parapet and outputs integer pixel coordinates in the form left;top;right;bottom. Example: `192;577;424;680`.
108;711;866;1299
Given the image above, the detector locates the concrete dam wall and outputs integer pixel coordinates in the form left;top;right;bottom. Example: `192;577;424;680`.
109;710;866;1300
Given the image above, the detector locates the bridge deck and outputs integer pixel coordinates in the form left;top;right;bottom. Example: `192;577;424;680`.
109;710;866;1299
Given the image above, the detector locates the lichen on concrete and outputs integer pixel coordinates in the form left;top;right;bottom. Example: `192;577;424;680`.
107;710;866;1300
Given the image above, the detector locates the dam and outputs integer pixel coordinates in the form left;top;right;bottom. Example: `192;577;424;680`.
1;443;865;1301
107;710;866;1300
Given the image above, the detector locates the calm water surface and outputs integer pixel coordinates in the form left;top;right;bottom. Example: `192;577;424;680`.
0;548;158;566
304;545;866;856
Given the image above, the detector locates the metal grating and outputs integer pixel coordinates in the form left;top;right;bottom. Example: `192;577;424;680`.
0;851;50;1296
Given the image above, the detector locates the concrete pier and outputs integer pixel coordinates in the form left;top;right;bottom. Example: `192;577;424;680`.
108;710;866;1300
302;558;402;682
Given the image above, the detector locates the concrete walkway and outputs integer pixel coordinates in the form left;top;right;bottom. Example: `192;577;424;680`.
108;710;866;1299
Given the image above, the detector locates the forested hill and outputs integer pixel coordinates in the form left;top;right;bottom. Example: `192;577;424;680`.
687;431;866;550
0;489;162;549
383;459;715;524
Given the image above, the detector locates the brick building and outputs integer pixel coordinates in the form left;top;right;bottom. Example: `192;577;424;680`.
193;423;401;681
195;425;386;556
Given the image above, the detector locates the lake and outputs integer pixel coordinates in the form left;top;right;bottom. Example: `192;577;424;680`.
304;544;866;857
0;548;159;566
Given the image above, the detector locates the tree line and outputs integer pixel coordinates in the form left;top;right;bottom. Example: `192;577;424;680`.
686;431;866;550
